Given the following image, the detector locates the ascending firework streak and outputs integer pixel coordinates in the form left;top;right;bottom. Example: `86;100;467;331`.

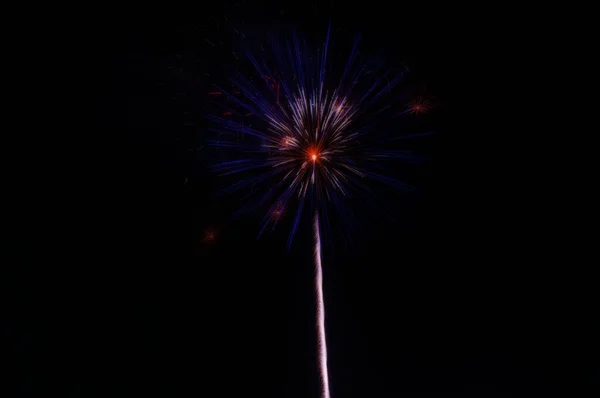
313;211;330;398
207;23;430;397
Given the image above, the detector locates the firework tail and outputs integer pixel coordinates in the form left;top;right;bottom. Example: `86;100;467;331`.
314;211;331;398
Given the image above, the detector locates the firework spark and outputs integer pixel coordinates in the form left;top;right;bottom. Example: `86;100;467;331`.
202;227;217;244
408;96;433;115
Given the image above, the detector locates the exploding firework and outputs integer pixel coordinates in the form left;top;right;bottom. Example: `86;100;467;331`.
209;27;430;245
206;24;431;397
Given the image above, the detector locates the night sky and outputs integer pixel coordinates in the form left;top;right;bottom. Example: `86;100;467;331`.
10;2;599;397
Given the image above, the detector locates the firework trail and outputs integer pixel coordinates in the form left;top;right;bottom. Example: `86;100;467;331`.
314;211;330;398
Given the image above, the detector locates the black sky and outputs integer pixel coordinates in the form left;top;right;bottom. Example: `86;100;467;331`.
9;2;599;397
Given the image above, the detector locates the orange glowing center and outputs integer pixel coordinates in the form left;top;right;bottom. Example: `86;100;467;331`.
309;148;320;161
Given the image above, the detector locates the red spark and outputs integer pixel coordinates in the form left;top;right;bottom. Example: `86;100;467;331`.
272;206;285;218
222;111;233;116
208;91;222;96
202;228;217;244
270;204;287;224
281;136;295;149
408;97;433;115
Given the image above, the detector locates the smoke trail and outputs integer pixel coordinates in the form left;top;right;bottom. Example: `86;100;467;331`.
313;212;331;398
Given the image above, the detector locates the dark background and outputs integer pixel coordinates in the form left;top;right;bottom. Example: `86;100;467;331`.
10;2;598;397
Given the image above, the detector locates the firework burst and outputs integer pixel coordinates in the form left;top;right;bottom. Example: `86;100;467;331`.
206;24;431;397
209;26;431;248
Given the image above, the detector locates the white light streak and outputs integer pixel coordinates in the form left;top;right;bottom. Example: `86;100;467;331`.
314;212;331;398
